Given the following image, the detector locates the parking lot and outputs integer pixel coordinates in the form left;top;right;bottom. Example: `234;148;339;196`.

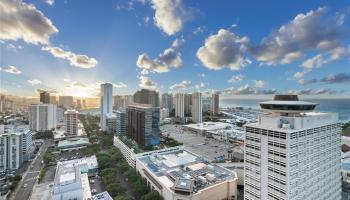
161;124;232;162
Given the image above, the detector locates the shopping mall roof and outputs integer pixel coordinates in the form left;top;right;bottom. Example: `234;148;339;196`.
137;149;236;194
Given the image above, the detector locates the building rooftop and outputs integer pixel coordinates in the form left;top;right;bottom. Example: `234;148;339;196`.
91;191;113;200
259;95;318;113
138;149;236;194
57;137;89;149
57;155;98;173
183;122;233;131
64;109;79;114
106;113;116;118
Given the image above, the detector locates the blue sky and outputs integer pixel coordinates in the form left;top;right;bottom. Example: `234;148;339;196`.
0;0;350;98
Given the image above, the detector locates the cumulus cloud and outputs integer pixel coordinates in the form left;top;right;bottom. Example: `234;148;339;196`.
169;80;191;92
197;29;250;70
139;76;157;90
2;65;22;74
137;38;184;74
293;71;307;79
28;79;42;85
320;73;350;84
42;46;98;68
254;80;266;88
251;7;349;65
288;88;340;95
298;78;318;85
0;0;58;45
228;75;244;83
150;0;189;35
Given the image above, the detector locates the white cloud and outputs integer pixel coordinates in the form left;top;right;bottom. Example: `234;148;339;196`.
254;80;266;88
251;7;348;65
301;46;350;71
293;71;307;79
199;73;206;78
6;43;23;51
44;0;54;6
144;16;150;23
113;82;128;88
297;78;318;85
42;46;98;68
0;0;58;45
2;65;22;74
288;88;339;95
194;82;206;90
27;79;42;85
193;26;204;35
235;84;255;95
151;0;189;35
137;38;184;73
139;76;157;90
228;75;244;83
169;80;191;92
196;29;250;70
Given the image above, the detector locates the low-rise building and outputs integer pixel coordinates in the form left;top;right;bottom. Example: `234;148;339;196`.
183;122;233;135
91;191;113;200
57;138;89;152
136;149;238;200
52;156;98;200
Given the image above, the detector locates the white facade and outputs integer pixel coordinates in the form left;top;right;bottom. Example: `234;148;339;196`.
244;108;341;199
64;109;79;135
160;108;169;120
191;92;202;123
100;83;113;131
175;93;184;118
0;127;32;171
29;103;57;131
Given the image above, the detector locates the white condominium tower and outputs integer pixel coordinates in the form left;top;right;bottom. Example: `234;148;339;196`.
100;83;113;131
191;92;202;123
174;93;184;118
64;109;79;135
244;95;341;200
29;103;57;131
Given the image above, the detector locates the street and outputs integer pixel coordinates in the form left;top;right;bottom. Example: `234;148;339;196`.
10;140;51;200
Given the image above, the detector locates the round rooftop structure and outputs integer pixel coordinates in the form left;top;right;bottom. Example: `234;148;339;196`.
260;95;318;114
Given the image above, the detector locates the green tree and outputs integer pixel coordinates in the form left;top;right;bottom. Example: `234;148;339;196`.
114;194;132;200
141;191;163;200
107;182;126;197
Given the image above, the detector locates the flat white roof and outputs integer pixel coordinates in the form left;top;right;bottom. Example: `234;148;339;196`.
59;172;75;184
184;122;233;131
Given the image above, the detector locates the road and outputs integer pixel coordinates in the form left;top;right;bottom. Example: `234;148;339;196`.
10;140;51;200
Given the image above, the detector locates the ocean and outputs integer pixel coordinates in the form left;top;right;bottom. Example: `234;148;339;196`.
220;98;350;122
80;98;350;122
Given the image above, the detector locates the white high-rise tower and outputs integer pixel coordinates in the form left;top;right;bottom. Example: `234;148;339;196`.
174;93;184;118
191;92;202;123
100;83;113;131
244;95;341;200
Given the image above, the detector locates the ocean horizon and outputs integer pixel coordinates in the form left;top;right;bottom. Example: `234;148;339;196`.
221;98;350;122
